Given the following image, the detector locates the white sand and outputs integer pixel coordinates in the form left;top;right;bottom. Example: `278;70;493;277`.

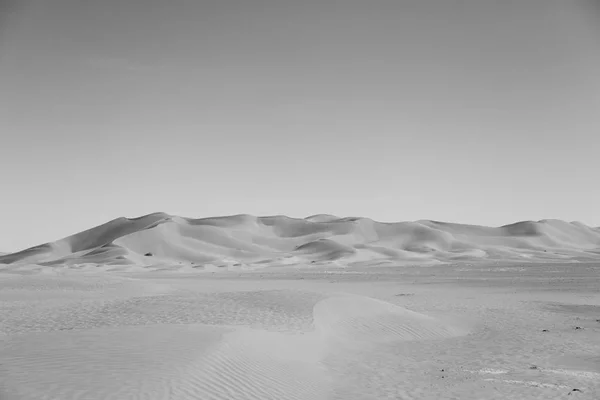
1;214;599;399
2;214;600;269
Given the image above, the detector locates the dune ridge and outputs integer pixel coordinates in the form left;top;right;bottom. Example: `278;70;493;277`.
2;213;600;268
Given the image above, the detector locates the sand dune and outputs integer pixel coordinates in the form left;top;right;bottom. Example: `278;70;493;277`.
1;213;600;269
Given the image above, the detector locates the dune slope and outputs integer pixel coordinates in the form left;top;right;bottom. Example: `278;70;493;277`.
1;214;600;268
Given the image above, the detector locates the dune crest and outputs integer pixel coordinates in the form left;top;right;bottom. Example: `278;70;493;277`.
1;213;600;268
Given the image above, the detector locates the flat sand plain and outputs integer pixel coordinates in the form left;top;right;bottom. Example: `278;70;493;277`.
1;262;599;400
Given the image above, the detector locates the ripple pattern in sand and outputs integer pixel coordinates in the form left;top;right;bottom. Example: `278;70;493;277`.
313;295;468;343
1;282;474;400
1;289;327;335
0;324;331;400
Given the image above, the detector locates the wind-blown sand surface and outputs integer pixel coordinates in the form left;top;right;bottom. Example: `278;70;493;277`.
1;214;599;399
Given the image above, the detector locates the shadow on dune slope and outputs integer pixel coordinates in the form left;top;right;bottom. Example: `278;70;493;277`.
1;213;600;267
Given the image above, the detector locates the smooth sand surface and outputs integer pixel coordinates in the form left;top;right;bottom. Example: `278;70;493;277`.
1;262;599;400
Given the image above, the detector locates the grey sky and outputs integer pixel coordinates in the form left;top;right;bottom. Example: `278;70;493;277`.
1;0;599;251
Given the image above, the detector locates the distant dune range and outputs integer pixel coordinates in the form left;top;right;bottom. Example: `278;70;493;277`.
1;213;600;268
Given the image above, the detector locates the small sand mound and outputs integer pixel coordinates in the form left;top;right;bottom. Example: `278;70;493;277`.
313;295;468;342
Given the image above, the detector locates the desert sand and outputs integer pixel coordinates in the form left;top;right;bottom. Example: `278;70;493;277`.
1;214;599;399
2;213;600;269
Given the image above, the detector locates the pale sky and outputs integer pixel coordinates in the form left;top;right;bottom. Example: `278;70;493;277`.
1;0;599;252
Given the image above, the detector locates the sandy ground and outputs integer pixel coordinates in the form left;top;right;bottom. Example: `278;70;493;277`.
1;262;599;400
